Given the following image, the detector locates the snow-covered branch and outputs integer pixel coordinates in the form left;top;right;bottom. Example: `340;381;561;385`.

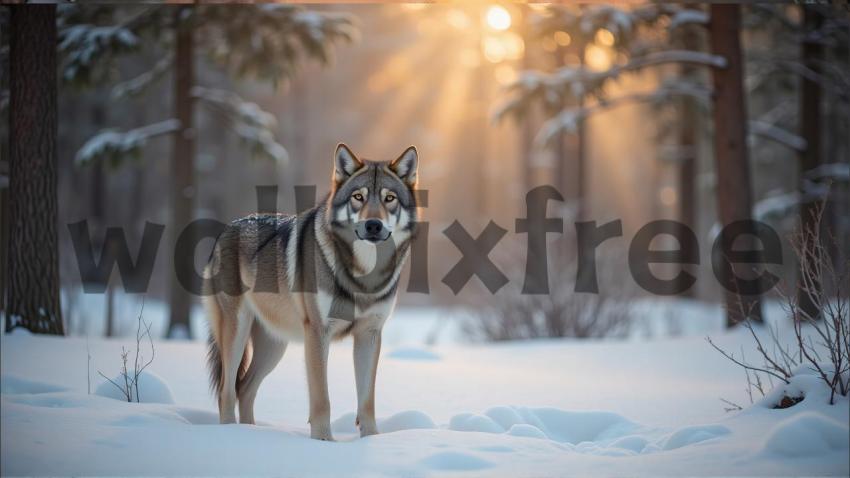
748;56;850;102
59;23;139;86
201;5;357;86
669;9;709;31
548;50;726;87
748;120;807;152
806;163;850;183
75;119;181;167
534;4;706;49
111;53;173;99
193;87;289;163
753;191;803;222
498;50;724;122
532;82;712;146
752;164;848;221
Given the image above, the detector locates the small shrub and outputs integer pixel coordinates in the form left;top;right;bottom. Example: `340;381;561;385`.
97;300;155;403
708;203;849;407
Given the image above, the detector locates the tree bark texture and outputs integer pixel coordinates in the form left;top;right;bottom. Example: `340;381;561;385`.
6;5;64;335
709;4;763;327
167;7;195;339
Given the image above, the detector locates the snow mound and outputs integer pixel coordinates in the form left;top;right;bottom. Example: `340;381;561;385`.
507;424;548;439
332;410;436;434
380;410;437;432
485;406;526;429
95;370;174;404
663;424;731;450
757;367;848;409
5;392;91;409
386;347;441;361
173;407;221;425
1;376;67;395
525;408;638;444
331;412;360;433
610;435;651;453
449;413;505;433
762;412;850;457
6;327;33;337
449;407;639;444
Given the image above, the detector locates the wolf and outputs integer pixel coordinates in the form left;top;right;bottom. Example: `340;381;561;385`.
204;143;418;440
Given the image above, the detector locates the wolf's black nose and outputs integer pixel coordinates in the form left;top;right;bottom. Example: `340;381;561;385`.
365;220;383;235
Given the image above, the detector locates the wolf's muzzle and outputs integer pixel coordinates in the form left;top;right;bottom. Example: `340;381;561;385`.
356;220;392;242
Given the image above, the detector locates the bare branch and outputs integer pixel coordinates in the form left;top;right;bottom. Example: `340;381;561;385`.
97;370;130;401
706;336;791;385
719;397;743;412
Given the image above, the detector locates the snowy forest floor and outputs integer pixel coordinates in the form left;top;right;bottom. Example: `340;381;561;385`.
1;312;848;476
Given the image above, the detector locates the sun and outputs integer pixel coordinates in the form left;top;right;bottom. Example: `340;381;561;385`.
485;5;511;31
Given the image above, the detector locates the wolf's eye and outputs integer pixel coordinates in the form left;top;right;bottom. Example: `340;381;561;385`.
352;193;364;202
384;194;396;203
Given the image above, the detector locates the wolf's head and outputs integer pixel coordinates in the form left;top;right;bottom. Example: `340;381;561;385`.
328;143;418;245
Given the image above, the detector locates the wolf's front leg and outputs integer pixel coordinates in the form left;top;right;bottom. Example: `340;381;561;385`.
353;327;382;437
305;324;333;441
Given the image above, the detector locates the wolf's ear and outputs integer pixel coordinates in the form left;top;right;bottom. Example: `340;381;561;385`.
334;143;363;184
391;146;418;187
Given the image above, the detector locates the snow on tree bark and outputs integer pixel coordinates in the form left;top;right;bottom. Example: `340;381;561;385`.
7;5;64;335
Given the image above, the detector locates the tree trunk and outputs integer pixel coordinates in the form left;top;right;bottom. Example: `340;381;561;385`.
167;7;195;339
575;45;587;221
1;162;8;317
105;278;115;337
709;4;763;327
520;9;536;196
90;104;117;336
796;5;824;321
676;26;700;298
6;5;64;335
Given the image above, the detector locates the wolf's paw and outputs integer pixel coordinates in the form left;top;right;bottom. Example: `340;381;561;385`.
310;424;335;441
357;416;379;437
219;414;237;425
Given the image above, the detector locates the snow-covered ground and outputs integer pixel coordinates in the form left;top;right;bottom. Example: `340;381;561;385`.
2;307;848;476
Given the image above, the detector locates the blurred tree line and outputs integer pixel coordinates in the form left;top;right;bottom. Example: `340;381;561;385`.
489;3;848;334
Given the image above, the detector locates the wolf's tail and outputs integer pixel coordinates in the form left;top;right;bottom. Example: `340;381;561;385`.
206;331;224;395
205;293;225;395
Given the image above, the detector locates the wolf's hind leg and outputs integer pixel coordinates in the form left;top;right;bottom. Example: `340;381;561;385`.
237;320;287;424
218;301;252;424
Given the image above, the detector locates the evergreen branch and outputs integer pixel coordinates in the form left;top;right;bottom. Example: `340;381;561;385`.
193;86;289;162
748;120;807;152
112;53;173;99
75;119;181;168
529;82;712;146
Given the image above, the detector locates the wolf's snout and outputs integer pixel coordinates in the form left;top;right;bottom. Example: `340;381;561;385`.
365;220;383;235
356;219;391;242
